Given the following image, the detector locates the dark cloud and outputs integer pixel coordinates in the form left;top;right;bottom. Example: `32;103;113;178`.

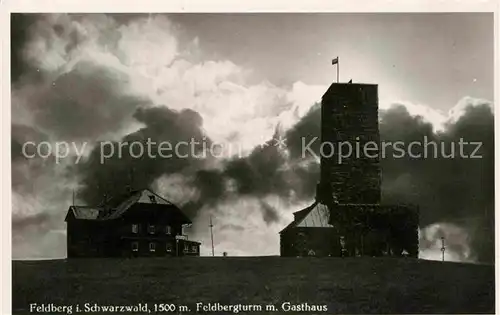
224;141;289;197
191;169;226;205
260;201;280;225
78;106;210;206
183;126;320;222
379;103;494;262
12;213;51;231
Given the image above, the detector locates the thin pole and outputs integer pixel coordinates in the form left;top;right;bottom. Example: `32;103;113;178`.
441;237;445;262
72;190;75;206
210;215;215;256
337;57;339;83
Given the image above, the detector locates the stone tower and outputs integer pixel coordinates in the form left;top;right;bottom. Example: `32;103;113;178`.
319;83;381;204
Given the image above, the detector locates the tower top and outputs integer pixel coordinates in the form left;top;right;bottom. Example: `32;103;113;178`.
322;82;378;100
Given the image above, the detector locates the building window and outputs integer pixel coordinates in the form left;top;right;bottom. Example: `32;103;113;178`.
149;195;157;203
165;225;172;235
131;224;139;234
131;241;139;252
149;242;156;252
183;243;189;252
191;245;197;253
148;224;155;234
166;243;173;253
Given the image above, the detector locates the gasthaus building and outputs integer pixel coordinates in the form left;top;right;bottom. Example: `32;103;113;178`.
65;188;201;258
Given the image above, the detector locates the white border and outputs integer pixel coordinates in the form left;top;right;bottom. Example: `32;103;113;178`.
494;4;499;315
1;3;12;314
2;0;499;12
1;1;498;314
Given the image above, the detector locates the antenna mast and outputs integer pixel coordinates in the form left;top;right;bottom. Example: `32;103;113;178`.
441;237;445;262
210;215;215;256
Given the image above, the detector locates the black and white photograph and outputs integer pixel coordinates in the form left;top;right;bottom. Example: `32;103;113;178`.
8;7;496;315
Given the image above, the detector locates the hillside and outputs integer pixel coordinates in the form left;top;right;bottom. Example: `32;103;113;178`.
12;257;494;314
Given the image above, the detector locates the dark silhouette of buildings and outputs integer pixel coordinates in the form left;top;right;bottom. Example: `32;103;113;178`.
65;188;201;258
280;83;419;257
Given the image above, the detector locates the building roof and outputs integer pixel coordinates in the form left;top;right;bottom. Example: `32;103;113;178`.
65;188;189;222
279;201;334;234
66;206;105;220
102;188;173;208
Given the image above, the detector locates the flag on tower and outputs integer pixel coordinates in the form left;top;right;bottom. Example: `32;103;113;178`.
332;57;339;83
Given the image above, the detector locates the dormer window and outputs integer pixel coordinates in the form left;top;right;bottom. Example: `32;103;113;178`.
131;224;139;234
148;224;155;234
149;195;157;203
165;225;172;235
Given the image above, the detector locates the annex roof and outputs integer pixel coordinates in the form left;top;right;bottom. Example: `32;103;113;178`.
279;201;334;234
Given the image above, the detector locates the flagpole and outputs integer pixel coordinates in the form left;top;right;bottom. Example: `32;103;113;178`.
337;57;339;83
210;215;215;257
441;237;445;262
332;57;339;83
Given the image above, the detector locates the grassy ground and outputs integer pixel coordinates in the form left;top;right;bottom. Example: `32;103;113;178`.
13;257;494;314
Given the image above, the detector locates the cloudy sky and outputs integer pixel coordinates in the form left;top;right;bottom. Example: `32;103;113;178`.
11;13;494;262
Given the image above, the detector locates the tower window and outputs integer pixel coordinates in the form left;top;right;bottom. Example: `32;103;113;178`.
149;242;156;252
